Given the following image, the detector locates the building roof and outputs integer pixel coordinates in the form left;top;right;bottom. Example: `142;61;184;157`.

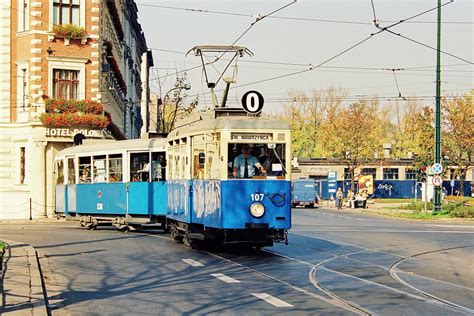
57;138;166;158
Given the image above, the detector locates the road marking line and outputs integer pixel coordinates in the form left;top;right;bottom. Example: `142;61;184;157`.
210;273;241;283
182;259;204;267
251;293;293;307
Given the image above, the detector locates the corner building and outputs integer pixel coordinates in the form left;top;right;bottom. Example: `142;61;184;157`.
0;0;152;219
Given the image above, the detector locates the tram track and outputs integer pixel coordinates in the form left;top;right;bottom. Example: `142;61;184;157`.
265;236;474;315
388;245;474;315
81;228;473;314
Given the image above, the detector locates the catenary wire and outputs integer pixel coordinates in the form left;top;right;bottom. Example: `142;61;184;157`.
135;2;473;25
385;29;473;65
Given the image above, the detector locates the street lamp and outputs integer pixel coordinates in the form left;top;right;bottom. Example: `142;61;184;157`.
158;84;191;133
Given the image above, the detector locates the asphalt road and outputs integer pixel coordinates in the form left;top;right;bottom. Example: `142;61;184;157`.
1;208;473;315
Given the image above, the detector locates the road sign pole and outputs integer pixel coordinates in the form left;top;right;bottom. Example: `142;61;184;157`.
433;0;442;214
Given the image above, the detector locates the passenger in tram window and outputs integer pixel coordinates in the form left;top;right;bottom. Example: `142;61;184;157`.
136;157;164;182
80;168;90;183
232;144;266;179
262;148;278;175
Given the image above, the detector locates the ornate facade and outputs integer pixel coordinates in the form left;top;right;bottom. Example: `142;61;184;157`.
0;0;151;219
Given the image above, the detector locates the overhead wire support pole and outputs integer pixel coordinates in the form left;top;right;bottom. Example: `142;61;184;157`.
433;0;442;213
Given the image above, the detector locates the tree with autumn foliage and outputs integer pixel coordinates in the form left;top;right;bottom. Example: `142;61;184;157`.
442;93;473;194
280;87;346;157
389;100;435;173
320;98;385;190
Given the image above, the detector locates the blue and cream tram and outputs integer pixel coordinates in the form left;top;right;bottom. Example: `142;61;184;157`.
166;108;292;247
54;138;167;230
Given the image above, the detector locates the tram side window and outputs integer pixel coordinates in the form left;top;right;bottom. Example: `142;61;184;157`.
79;157;91;183
130;152;149;182
67;158;75;184
56;160;64;185
193;152;205;180
108;154;123;182
93;155;106;183
151;152;165;181
206;142;220;179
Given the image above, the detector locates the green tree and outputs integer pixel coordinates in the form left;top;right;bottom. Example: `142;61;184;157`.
390;100;434;172
320;98;384;190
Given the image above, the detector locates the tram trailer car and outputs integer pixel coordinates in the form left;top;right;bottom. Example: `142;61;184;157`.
54;139;168;230
166;108;292;248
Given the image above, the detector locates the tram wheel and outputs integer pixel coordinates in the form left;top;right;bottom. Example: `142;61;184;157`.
170;224;183;243
183;235;198;249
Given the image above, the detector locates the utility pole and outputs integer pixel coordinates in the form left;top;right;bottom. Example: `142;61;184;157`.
433;0;442;213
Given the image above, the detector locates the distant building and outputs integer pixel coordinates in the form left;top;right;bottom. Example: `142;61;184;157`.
0;0;152;219
293;157;474;182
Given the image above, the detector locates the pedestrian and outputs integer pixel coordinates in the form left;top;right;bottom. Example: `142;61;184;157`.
233;144;266;178
361;189;368;208
346;189;354;208
336;187;343;209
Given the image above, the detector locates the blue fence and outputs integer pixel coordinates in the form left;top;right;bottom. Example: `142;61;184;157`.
317;180;472;199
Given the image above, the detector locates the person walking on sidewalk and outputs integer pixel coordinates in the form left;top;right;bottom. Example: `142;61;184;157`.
336;187;343;209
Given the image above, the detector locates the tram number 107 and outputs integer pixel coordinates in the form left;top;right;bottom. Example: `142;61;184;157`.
251;193;265;201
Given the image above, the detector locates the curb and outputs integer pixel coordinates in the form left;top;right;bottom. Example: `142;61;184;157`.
1;239;48;316
0;218;67;225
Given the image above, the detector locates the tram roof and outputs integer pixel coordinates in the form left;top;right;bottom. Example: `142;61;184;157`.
168;111;290;139
57;138;167;157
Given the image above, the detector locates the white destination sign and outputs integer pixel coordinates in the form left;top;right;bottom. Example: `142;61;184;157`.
231;133;272;141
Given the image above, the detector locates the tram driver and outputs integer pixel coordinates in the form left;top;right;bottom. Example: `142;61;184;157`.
233;144;266;178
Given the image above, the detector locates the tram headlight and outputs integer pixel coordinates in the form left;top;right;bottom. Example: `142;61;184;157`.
249;202;265;218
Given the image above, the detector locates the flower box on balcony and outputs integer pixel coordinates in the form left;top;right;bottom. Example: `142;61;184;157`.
51;24;88;45
40;99;109;129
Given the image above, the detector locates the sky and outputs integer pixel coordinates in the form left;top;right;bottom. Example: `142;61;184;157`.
135;0;473;113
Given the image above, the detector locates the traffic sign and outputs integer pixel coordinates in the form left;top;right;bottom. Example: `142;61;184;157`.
432;175;443;187
327;171;337;194
431;163;443;175
241;90;264;114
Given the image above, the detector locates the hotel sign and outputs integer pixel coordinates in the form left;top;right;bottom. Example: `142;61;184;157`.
45;128;107;138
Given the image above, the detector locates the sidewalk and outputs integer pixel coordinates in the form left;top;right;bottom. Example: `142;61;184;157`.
323;201;474;224
1;239;48;315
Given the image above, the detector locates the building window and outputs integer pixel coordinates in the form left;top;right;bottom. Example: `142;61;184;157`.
383;168;399;180
53;69;79;99
20;147;26;184
361;168;377;179
405;168;417;180
18;0;29;32
17;66;28;111
344;168;351;180
53;0;80;25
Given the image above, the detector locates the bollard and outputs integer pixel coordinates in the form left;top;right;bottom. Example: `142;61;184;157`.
29;198;32;220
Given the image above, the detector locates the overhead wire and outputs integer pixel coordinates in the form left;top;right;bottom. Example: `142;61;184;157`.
211;0;297;85
384;29;473;64
183;0;464;100
136;2;473;25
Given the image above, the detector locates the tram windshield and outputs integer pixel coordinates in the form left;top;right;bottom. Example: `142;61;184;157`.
228;143;287;179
